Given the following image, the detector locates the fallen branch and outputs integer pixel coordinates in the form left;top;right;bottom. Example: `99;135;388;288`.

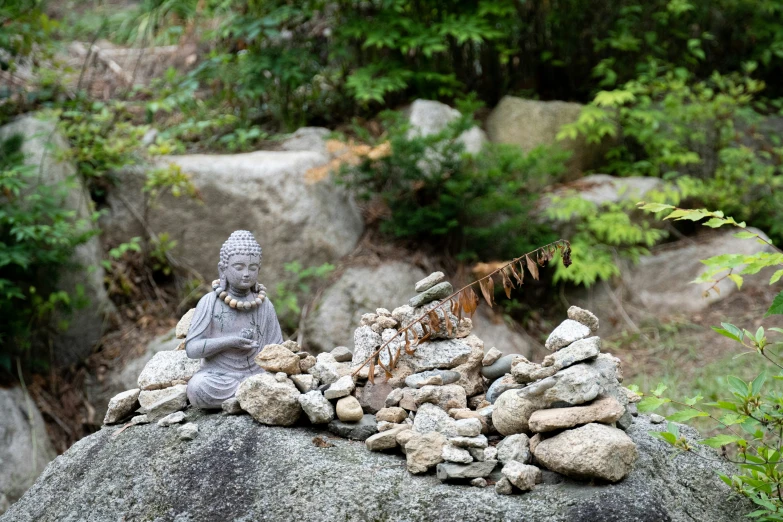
352;239;572;381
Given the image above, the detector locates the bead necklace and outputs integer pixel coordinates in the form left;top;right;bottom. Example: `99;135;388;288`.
211;280;267;311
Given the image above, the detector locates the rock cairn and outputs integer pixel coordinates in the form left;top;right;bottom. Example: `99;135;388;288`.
103;271;641;494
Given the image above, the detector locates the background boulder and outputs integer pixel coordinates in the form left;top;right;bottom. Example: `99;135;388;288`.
99;147;364;285
0;387;57;515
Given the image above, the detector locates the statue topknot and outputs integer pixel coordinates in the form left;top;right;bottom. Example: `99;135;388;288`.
218;230;262;271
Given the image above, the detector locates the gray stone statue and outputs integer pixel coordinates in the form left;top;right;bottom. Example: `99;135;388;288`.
185;230;284;409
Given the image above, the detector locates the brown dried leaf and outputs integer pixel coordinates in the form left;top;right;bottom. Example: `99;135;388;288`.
463;287;479;315
428;310;440;332
526;255;539;281
479;277;495;308
501;269;513;299
509;262;524;286
368;357;375;384
444;311;453;336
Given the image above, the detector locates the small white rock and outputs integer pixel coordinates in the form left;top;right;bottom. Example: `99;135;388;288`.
157;411;186;427
178;422;198;441
442;443;473;464
482;347;503;367
455;418;482;437
324;375;356;400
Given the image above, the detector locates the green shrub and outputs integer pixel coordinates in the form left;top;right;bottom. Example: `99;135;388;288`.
0;133;96;372
337;104;565;262
637;203;783;521
561;66;783;243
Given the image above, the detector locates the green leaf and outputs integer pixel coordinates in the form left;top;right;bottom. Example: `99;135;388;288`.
765;290;783;317
727;375;749;396
651;383;668;397
637;202;675;213
727;274;743;290
701;434;744;448
650;431;678;445
734;231;758;239
703;217;726;228
666;409;708;422
771;270;783;285
751;372;766;395
638;396;670;412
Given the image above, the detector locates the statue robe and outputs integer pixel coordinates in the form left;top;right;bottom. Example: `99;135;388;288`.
185;292;284;409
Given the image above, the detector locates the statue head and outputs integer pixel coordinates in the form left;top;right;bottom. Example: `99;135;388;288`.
218;230;263;292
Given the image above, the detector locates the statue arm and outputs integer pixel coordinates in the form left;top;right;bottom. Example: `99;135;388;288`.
263;299;285;347
184;293;237;359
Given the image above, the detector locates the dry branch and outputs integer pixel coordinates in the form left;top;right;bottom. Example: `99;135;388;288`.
353;239;572;381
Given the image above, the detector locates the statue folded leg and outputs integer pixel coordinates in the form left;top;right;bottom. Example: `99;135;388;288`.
187;370;243;409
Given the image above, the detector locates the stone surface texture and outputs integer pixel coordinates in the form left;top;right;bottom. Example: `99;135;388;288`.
255;344;301;375
405;432;447;474
1;414;751;522
298;391;335;424
103;388;140;424
544;320;591;352
0;387;57;511
533;423;638;482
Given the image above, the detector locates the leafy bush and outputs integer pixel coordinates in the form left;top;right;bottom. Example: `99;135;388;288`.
561;66;783;242
119;0;783;132
637;203;783;521
0;133;96;372
337;104;565;262
271;261;335;335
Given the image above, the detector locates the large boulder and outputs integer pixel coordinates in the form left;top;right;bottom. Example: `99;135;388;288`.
0;115;112;365
486;97;612;179
0;387;57;514
304;262;426;352
1;414;749;521
406;99;487;154
99;145;364;286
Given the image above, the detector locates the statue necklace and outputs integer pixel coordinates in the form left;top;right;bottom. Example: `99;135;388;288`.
211;280;267;311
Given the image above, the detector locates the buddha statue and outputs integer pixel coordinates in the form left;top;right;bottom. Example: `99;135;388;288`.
185;230;284;409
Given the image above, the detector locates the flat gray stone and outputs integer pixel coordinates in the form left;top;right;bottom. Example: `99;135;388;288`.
331;346;353;363
404;370;461;389
177;423;198;441
415;272;445;293
409;282;453;308
567;306;599;333
486;374;524;404
324;375;355;400
436;460;498;481
327;414;378;441
481;355;522;380
544;320;590;352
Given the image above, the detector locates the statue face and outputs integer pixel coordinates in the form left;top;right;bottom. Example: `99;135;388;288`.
223;253;260;291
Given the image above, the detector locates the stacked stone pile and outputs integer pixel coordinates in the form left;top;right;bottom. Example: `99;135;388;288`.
103;271;641;496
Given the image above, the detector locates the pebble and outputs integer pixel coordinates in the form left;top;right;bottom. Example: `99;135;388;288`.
544;319;591;352
415;272;445;293
650;413;665;424
481;347;503;367
495;477;513;495
486;374;524;404
481;355;522;380
502;461;541;491
366;425;410;451
376;407;408;424
497;433;531;464
442;443;473;464
104;388;140;425
470;478;487;488
409;282;453;308
455;418;482;437
567;306;600;333
327;414;377;441
449;434;488;449
406;432;447;474
436;460;498;481
335;396;364;422
330;346;354;363
178;423;198;441
324;375;356;400
404;370;461;389
290;374;319;393
157;411;186;427
299;391;336;424
221;397;243;415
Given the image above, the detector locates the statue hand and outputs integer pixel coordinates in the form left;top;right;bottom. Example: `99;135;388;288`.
231;337;259;352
